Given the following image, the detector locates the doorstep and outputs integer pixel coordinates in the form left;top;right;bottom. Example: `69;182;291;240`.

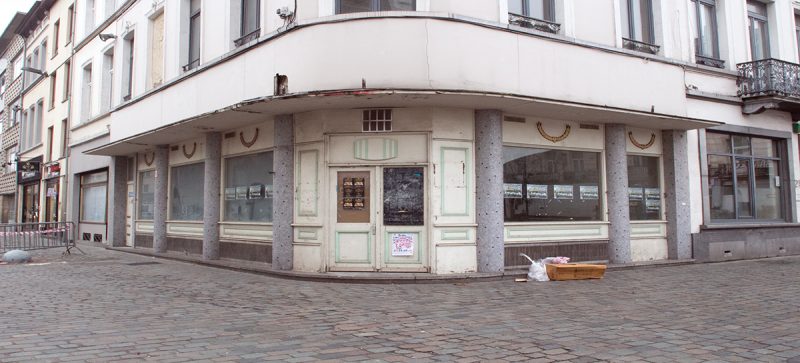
105;246;695;283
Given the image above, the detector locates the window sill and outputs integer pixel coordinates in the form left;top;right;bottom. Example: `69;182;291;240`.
700;222;800;230
622;38;660;55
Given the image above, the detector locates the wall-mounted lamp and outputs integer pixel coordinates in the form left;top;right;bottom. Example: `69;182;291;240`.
98;33;117;41
21;67;48;77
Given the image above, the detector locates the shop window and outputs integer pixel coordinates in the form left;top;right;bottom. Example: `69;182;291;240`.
503;147;602;222
138;170;155;220
80;171;108;223
706;132;783;221
336;0;415;14
627;155;661;220
224;152;273;222
170;162;205;221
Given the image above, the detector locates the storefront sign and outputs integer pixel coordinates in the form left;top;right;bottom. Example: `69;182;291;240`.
580;185;599;200
503;183;523;199
527;184;548;199
17;160;41;184
224;187;237;200
554;185;574;200
44;162;61;179
391;233;415;257
248;184;263;199
235;186;249;200
645;188;661;212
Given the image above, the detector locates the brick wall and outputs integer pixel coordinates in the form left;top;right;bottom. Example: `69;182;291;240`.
0;35;25;196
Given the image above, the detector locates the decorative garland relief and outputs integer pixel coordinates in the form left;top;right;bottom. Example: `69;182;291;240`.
240;128;259;148
144;152;154;166
628;132;657;150
536;122;571;143
182;142;197;159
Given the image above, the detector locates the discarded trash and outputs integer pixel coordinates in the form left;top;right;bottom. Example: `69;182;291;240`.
1;250;32;264
519;253;549;282
546;263;607;281
514;278;528;283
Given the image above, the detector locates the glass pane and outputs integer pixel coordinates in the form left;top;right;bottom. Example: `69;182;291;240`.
190;0;200;13
503;147;602;222
380;0;414;11
81;184;107;222
243;0;259;34
82;170;108;184
620;0;630;38
338;0;372;13
224;152;274;222
383;167;424;226
189;15;201;63
637;0;653;43
508;0;523;15
732;135;751;155
627;155;661;221
750;18;769;60
708;155;734;220
169;163;205;221
751;138;776;158
706;132;731;154
736;158;752;218
698;2;718;57
337;171;370;223
138;170;155;220
527;0;545;20
754;159;782;219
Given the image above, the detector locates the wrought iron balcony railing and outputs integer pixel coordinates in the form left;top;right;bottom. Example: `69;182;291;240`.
622;38;660;55
508;13;560;34
737;58;800;99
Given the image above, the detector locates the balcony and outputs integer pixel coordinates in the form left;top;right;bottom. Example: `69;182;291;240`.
622;38;660;55
737;58;800;117
508;13;560;34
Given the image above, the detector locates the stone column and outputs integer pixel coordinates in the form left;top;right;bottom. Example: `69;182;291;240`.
107;156;128;247
153;146;169;253
605;124;632;264
475;109;505;273
662;130;692;260
203;132;222;260
272;115;294;270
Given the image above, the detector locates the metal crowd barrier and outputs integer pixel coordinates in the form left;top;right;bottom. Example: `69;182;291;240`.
0;222;77;255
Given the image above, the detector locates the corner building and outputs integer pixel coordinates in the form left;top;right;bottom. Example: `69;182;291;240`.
81;0;800;274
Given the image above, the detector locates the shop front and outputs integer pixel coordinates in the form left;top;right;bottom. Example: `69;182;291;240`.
42;161;63;223
18;157;42;223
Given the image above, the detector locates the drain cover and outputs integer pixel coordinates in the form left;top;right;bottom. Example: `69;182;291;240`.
127;261;161;266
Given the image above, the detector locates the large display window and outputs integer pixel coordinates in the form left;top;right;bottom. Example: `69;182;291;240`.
706;132;783;221
627;155;661;220
503;147;602;222
169;163;205;221
224;151;273;223
138;170;155;220
80;171;107;223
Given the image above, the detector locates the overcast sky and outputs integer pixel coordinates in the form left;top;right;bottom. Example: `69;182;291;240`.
0;0;37;35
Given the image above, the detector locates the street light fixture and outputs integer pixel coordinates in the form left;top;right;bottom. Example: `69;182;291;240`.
21;67;48;77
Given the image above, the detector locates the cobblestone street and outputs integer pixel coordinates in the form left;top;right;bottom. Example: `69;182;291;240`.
1;246;799;362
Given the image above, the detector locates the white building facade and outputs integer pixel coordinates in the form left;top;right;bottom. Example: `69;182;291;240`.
72;0;800;274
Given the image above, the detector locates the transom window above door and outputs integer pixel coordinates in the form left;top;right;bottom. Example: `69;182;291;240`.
336;0;415;14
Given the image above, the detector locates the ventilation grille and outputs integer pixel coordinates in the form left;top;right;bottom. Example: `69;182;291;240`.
82;233;91;241
503;115;526;123
362;109;392;132
93;234;103;242
579;123;600;130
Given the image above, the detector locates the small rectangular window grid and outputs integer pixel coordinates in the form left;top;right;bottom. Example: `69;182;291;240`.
362;109;392;132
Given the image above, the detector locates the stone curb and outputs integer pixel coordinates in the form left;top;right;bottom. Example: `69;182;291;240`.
104;246;699;284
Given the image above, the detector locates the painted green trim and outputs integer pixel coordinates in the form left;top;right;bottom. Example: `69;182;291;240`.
440;229;471;241
439;146;471;217
296;149;319;217
335;231;372;264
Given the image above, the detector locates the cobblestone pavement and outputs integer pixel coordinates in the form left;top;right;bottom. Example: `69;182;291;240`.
1;246;800;363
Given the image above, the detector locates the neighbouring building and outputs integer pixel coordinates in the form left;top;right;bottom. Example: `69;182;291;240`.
44;0;800;274
0;13;28;224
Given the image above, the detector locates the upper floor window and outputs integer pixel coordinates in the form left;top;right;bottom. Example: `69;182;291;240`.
336;0;415;14
795;14;800;62
12;56;23;80
105;0;116;18
508;0;554;21
53;20;60;56
620;0;658;54
66;5;74;44
235;0;260;46
185;0;201;71
691;0;722;68
747;1;769;61
101;48;114;112
122;32;135;101
85;0;96;34
0;72;6;95
81;63;93;122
